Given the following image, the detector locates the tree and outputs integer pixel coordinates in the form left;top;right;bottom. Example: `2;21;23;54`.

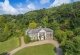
62;40;75;55
62;35;80;55
66;30;74;38
74;28;80;35
28;21;37;29
72;35;80;54
0;16;6;23
49;21;60;30
41;16;48;27
54;29;67;43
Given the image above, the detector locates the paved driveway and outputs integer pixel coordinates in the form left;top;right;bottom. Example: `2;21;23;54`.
56;47;63;55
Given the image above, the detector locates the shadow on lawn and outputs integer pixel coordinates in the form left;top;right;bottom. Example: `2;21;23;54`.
0;52;10;55
54;46;63;55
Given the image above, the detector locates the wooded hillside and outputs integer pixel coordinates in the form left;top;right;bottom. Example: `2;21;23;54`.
0;2;80;55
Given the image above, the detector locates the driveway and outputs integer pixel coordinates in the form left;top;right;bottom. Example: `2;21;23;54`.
56;47;63;55
9;39;59;55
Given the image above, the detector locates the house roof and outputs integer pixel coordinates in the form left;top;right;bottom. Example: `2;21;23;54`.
27;28;53;34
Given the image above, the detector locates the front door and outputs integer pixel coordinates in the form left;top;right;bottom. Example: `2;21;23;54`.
41;36;44;40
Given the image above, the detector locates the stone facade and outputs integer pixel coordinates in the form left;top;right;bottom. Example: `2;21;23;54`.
26;28;53;41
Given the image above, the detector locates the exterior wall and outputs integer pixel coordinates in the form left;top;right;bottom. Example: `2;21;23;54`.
38;29;46;40
28;33;38;40
46;32;53;39
26;29;53;41
28;32;53;40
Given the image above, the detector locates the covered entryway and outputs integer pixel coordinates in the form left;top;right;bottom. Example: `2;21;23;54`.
41;36;45;40
39;32;46;40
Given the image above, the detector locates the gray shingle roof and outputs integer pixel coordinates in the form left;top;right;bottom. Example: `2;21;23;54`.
27;28;53;34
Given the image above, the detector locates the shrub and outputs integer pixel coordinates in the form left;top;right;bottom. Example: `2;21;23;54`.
24;35;31;44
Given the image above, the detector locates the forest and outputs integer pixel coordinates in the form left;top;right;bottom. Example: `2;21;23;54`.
0;1;80;55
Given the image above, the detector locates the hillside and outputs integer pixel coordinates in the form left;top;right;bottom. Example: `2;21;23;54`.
0;1;80;55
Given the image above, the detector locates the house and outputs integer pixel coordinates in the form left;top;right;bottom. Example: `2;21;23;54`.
26;28;53;41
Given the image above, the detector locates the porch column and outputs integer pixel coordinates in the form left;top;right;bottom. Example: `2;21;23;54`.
45;32;47;40
38;33;40;40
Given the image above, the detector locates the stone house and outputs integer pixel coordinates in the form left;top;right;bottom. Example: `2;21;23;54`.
26;28;53;41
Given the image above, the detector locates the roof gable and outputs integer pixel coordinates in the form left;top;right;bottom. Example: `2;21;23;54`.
39;29;46;33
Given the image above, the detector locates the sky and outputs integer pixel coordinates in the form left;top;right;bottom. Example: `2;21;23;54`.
0;0;80;15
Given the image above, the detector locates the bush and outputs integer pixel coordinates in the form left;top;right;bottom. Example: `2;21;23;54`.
24;35;31;44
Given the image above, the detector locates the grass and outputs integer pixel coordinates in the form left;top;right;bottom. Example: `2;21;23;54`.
14;44;55;55
0;37;19;54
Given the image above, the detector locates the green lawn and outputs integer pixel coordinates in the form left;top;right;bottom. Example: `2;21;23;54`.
0;37;19;54
14;44;55;55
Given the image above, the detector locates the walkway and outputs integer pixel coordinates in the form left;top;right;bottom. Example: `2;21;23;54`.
9;37;60;55
20;37;25;46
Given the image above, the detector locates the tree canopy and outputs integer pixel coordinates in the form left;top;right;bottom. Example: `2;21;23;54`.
0;1;80;55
